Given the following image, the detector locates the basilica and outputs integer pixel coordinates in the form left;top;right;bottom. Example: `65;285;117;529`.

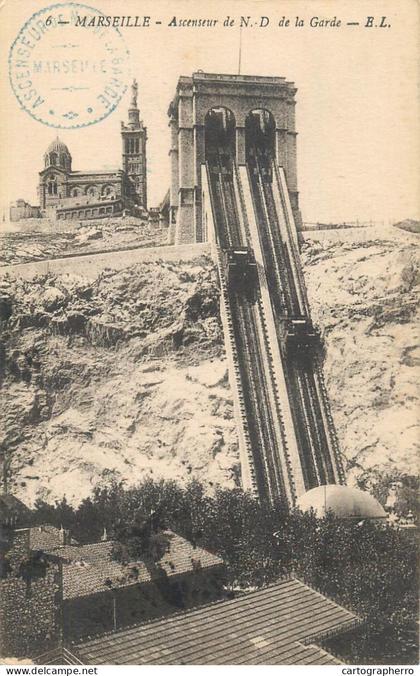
38;80;147;221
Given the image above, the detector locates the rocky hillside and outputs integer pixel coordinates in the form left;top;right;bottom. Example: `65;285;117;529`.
0;218;166;266
393;219;420;235
0;257;239;505
0;228;418;506
302;230;419;488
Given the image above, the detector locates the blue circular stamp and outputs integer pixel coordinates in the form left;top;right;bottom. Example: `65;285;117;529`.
9;2;130;129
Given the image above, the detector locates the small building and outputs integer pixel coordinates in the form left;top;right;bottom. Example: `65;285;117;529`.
0;510;225;656
66;577;360;665
148;190;170;227
9;199;41;222
38;530;225;641
0;495;361;664
0;493;225;657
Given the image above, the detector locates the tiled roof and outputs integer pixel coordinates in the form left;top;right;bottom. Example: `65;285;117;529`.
74;578;359;665
29;525;78;551
44;531;223;600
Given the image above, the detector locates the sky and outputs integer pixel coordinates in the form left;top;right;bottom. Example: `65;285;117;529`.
0;0;418;224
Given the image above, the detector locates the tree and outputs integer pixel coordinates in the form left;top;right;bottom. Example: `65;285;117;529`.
30;478;418;663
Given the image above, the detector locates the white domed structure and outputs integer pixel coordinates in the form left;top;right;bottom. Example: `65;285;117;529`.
296;484;387;520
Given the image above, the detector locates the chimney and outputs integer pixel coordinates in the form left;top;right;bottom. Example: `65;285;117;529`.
59;526;70;546
59;525;65;545
101;527;108;542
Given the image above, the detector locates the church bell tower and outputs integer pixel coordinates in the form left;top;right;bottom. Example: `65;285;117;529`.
121;80;147;210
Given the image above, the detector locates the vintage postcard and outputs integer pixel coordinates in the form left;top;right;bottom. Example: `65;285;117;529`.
0;0;418;668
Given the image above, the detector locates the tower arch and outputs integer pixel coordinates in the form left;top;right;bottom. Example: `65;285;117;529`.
102;184;116;198
204;107;236;163
168;72;301;244
85;185;98;198
245;109;276;162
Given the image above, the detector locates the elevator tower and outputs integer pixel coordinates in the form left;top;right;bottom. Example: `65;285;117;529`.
168;72;301;244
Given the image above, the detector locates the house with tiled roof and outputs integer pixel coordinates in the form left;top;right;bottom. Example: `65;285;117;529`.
0;496;225;655
41;530;225;640
36;576;360;665
1;498;362;664
29;524;78;551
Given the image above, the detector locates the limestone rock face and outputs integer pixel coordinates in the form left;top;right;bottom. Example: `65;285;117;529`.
41;287;66;311
301;228;419;485
0;257;238;506
8;358;238;506
0;227;418;506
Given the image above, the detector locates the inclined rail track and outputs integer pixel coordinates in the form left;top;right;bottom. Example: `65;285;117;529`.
232;295;283;501
248;148;344;490
232;160;298;503
249;164;302;317
274;162;344;486
216;247;259;495
206;143;344;504
208;150;294;504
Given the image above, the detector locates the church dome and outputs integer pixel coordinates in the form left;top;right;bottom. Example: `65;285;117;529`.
44;137;72;170
296;484;387;520
46;137;70;155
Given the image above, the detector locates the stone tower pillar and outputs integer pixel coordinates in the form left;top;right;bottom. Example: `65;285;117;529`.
168;103;179;243
121;80;147;211
168;72;302;244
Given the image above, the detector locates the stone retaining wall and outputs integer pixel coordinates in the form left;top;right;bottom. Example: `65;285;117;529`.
0;243;212;280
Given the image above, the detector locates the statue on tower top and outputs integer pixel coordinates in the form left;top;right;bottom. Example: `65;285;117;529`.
131;79;138;108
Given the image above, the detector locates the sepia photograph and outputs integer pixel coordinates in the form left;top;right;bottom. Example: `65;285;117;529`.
0;0;418;669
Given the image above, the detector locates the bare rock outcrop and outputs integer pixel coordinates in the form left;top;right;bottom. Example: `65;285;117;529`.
0;257;235;505
302;231;419;485
0;228;418;506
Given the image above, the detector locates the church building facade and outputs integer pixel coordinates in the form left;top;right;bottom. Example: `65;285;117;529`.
38;80;147;221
